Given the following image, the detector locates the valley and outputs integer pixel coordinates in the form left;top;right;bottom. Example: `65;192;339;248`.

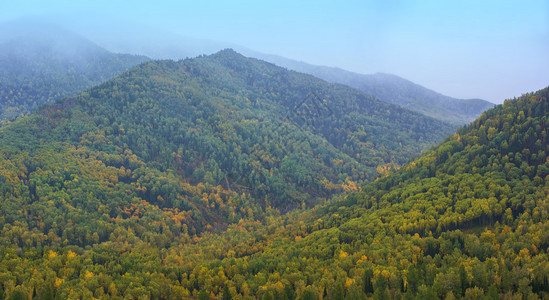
0;12;547;300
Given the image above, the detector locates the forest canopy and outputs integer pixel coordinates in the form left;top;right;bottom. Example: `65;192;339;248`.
0;50;546;299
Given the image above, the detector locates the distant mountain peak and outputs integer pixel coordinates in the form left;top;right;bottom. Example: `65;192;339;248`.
216;48;239;54
210;48;244;58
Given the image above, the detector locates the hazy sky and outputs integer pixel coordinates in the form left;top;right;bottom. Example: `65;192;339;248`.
1;0;548;103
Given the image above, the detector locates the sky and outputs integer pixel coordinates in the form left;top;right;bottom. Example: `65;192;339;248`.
1;0;548;103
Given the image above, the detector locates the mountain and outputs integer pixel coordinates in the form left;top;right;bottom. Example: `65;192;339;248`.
0;18;490;128
0;20;149;122
174;87;548;299
0;49;455;297
242;51;495;126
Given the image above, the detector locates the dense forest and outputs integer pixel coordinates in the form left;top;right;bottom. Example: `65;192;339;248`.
1;49;453;210
172;87;548;299
0;24;148;122
243;52;494;126
0;48;545;299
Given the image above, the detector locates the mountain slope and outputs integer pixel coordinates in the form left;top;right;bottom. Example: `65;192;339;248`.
0;49;456;297
243;51;495;126
173;87;548;299
0;21;149;122
0;48;453;210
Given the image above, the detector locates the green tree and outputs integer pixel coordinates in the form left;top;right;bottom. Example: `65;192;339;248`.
9;287;27;300
363;268;374;294
222;285;231;300
198;290;210;300
330;280;345;300
299;288;317;300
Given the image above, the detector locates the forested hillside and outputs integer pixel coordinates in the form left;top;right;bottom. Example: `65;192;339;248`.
172;87;548;299
244;51;494;126
0;22;148;122
0;49;455;298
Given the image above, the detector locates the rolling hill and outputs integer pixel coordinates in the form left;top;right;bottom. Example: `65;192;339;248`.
0;20;149;122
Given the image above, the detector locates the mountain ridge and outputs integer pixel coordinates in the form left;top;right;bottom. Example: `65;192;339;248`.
0;18;492;128
0;20;150;122
0;48;454;232
240;50;495;126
